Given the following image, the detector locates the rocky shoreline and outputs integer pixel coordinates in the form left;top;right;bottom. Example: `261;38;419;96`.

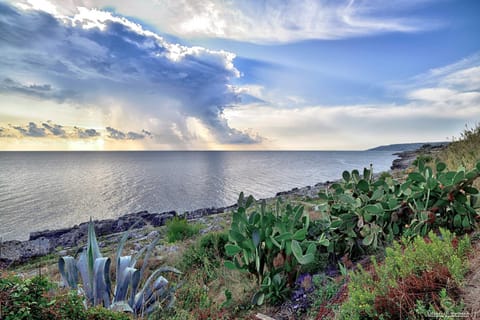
0;144;444;268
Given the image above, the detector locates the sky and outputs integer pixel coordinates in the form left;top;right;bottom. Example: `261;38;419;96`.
0;0;479;150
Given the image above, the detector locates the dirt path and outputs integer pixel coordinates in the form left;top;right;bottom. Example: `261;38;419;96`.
461;240;480;319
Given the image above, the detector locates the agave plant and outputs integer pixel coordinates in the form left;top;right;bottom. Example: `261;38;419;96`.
58;219;181;316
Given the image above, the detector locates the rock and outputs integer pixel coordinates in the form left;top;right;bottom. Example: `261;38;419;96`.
0;237;54;266
147;230;160;240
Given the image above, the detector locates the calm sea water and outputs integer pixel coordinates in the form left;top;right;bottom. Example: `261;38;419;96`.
0;151;397;240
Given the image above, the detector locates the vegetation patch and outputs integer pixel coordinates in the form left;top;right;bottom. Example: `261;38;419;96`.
339;229;471;319
166;216;203;242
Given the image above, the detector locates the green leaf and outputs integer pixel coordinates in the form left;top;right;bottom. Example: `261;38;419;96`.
252;292;265;306
408;172;426;183
466;170;478;180
270;236;282;249
224;260;237;270
229;230;245;244
364;204;383;215
476;161;480;172
464;186;479;195
453;171;465;185
306;243;317;255
245;195;255;208
225;244;242;256
462;216;470;229
357;180;369;193
291;240;314;265
362;234;374;246
342;170;351;182
436;162;447;173
427;177;438;190
392;223;400;235
276;232;293;242
318;233;330;247
370;189;384;201
453;214;462;228
338;194;356;205
293;229;307;241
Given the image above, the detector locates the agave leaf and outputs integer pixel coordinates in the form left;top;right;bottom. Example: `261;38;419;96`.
58;256;79;289
143;276;168;307
87;218;102;300
130;246;147;268
77;250;93;304
139;235;161;280
93;257;112;307
129;268;141;309
133;266;182;314
113;256;133;302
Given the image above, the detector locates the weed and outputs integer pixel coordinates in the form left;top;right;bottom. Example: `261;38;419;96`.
166;216;202;242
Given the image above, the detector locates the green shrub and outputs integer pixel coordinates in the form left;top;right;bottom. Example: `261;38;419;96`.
0;274;54;320
0;273;130;320
166;216;202;242
224;193;319;305
338;229;471;319
315;160;480;260
181;232;228;281
85;305;131;320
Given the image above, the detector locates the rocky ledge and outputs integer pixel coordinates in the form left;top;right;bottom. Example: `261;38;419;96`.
390;143;448;170
0;206;231;268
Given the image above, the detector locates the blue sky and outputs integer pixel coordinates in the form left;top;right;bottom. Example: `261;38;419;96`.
0;0;479;150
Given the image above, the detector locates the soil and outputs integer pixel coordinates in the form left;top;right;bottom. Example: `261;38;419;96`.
461;239;480;319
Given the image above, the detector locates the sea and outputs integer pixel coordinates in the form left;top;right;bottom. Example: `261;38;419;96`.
0;151;397;241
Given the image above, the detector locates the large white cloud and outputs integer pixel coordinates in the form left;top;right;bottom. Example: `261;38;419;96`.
30;0;439;44
0;1;260;146
225;55;480;149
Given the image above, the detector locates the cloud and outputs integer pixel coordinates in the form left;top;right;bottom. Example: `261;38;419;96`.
40;0;440;44
225;55;480;149
12;122;47;137
106;126;150;140
42;121;66;137
1;121;154;142
0;78;76;103
1;2;260;146
74;127;100;138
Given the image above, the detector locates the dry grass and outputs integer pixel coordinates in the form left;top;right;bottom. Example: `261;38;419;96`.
437;124;480;188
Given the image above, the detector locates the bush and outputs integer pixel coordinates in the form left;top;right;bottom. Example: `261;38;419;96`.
166;216;202;242
0;273;130;320
225;193;318;305
181;232;229;279
85;306;131;320
339;229;471;319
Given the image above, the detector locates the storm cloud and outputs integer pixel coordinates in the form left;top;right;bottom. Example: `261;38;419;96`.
0;2;261;145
